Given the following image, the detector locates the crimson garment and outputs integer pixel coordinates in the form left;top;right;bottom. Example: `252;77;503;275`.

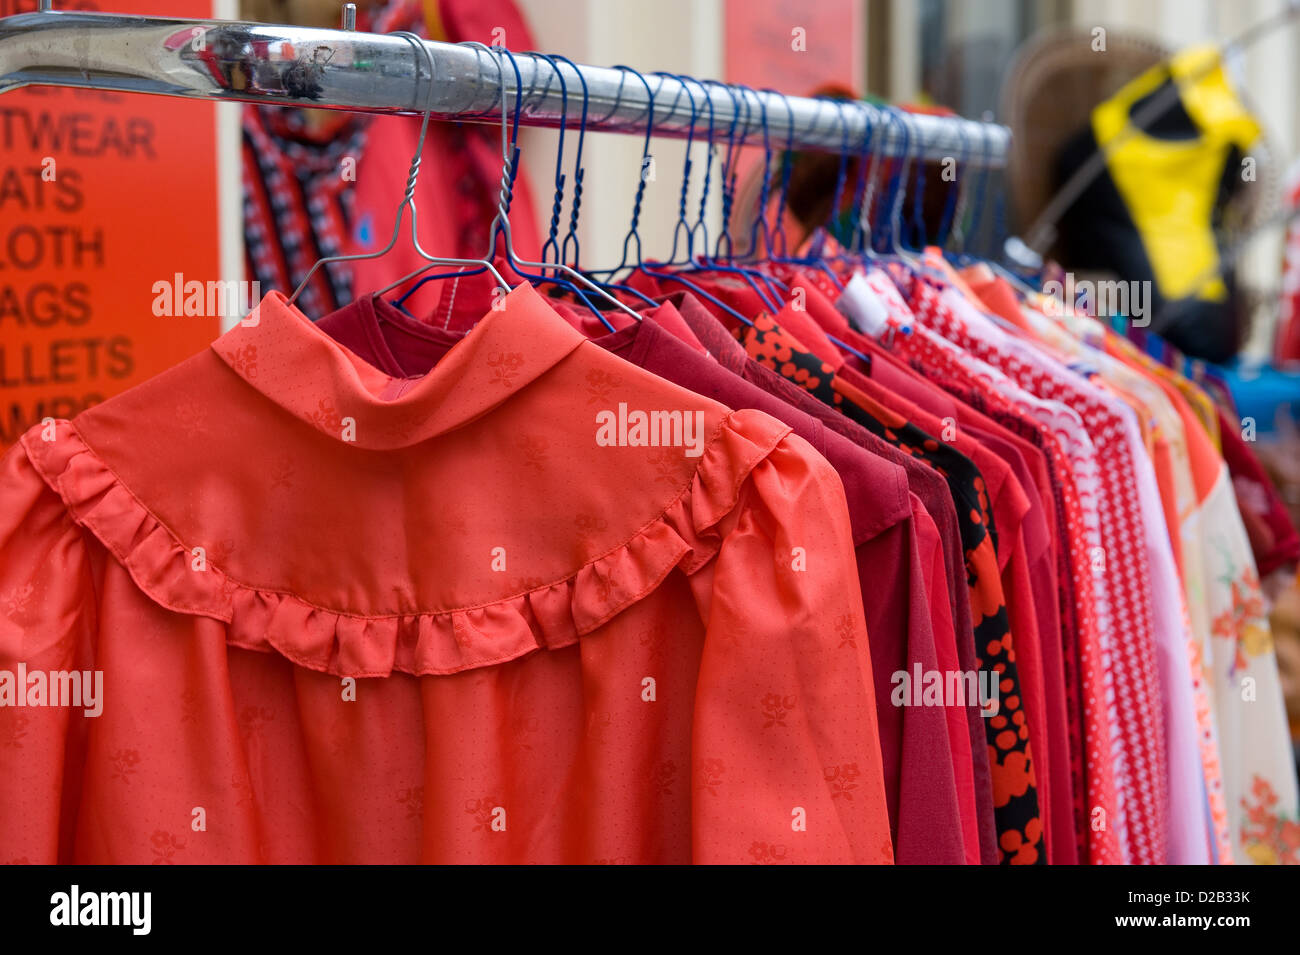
723;309;1045;864
0;284;892;865
316;292;969;864
667;294;1000;865
780;281;1079;865
772;297;1059;858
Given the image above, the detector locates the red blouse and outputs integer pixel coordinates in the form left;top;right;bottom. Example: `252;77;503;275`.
318;292;969;863
0;284;891;864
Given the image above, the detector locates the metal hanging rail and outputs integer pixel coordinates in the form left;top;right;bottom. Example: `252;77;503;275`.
0;8;1010;166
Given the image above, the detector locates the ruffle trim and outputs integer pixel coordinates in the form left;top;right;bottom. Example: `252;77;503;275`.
21;410;791;678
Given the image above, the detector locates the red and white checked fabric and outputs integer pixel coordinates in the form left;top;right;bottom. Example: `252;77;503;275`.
860;269;1126;865
1020;303;1235;864
902;275;1171;865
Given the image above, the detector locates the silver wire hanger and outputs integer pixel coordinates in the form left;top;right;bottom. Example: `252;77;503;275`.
359;34;512;303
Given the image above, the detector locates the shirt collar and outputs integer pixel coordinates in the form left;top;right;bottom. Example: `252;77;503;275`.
212;284;585;449
670;292;751;372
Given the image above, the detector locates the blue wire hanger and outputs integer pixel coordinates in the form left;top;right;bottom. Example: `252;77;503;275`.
388;47;604;321
538;54;658;310
653;70;702;267
774;94;854;293
464;43;645;330
614;70;755;328
585;64;658;284
675;79;784;312
735;88;871;365
805;95;855;261
743;83;778;263
731;81;777;264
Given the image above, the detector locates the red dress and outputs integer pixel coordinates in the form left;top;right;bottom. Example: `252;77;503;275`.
0;284;890;864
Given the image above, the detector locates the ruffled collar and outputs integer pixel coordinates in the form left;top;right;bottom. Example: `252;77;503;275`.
212;284;585;449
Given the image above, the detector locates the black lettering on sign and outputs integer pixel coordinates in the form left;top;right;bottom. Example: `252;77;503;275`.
0;393;104;445
0;336;131;387
0;283;93;327
0;225;106;269
0;166;84;213
0;108;156;159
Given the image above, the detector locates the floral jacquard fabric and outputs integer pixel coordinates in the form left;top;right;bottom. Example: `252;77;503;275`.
1189;470;1300;864
0;286;894;865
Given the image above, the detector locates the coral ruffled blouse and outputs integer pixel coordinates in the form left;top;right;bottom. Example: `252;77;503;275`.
0;284;890;864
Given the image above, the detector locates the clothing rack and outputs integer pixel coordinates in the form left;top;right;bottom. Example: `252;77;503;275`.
0;8;1010;166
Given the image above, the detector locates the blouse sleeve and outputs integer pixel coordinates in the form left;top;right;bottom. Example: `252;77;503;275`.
687;427;892;864
0;434;98;865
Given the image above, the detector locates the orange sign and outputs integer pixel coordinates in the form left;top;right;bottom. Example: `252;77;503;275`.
0;0;227;449
722;0;863;254
724;0;863;97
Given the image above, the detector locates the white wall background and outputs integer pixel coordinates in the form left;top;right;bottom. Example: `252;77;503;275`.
513;0;724;273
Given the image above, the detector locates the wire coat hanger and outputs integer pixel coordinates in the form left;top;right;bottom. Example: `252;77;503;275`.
654;70;702;266
680;79;783;312
288;31;509;312
481;44;643;329
625;74;756;328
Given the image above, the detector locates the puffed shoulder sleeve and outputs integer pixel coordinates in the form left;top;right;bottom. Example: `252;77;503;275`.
683;410;892;865
0;429;99;864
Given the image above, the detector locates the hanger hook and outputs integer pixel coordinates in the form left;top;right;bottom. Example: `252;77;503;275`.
701;78;744;259
884;108;917;257
939;115;969;251
808;95;851;258
828;97;855;242
687;75;718;257
847;100;876;255
594;64;655;278
286;30;439;308
734;84;772;258
543;54;589;269
655;72;701;263
860;103;894;257
725;85;756;259
870;106;904;255
460;44;647;327
530;52;568;270
908;113;930;252
764;85;797;257
456;40;519;261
